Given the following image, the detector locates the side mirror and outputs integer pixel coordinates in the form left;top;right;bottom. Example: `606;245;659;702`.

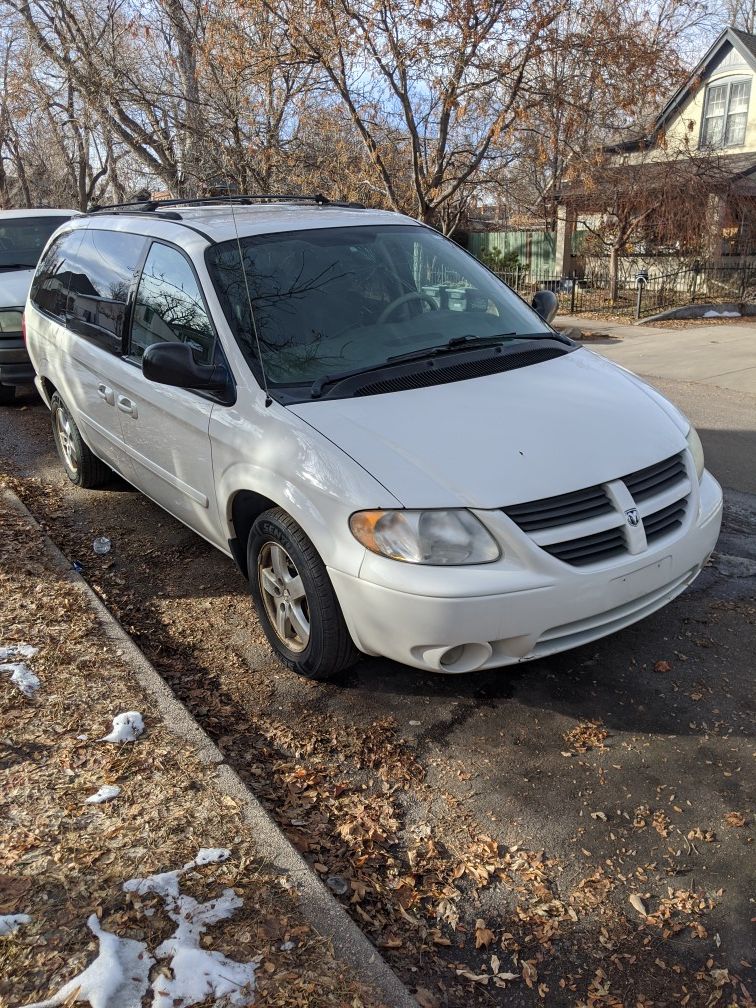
142;341;230;395
532;289;559;324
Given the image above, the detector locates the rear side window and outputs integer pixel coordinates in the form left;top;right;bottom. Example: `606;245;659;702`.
64;229;146;353
30;231;83;320
128;242;215;365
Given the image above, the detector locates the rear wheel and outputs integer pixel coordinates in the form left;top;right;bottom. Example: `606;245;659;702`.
248;507;359;680
50;392;111;488
0;384;15;405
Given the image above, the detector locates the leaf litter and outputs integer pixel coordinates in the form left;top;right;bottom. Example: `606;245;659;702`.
3;472;754;1007
0;496;386;1008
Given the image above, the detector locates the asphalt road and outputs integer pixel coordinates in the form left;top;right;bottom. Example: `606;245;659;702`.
1;361;754;1007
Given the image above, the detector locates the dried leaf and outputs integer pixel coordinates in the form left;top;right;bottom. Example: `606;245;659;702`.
475;918;495;949
629;894;647;916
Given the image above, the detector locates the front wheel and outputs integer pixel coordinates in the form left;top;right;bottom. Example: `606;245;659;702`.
248;507;359;680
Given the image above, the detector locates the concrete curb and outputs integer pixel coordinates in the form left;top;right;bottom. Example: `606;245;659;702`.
3;487;417;1008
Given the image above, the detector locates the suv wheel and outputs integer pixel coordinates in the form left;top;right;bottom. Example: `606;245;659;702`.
248;507;359;680
50;392;111;488
0;384;15;405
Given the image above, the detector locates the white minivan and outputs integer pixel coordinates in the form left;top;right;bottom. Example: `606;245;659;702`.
24;197;722;678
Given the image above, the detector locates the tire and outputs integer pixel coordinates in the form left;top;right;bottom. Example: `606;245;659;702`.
0;384;15;405
50;392;111;488
248;507;360;680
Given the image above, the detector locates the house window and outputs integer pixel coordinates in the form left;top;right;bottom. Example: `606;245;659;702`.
701;79;751;148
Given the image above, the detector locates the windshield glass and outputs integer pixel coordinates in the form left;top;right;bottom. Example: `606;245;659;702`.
205;224;551;387
0;216;72;270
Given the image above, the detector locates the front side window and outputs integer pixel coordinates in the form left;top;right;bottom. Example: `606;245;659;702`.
206;224;551;392
701;79;751;148
0;215;74;271
128;242;215;364
64;229;146;353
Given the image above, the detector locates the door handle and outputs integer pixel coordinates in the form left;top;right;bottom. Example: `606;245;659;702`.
97;383;114;405
117;395;138;418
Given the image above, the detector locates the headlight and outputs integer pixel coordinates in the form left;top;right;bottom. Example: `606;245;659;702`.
349;509;500;565
0;309;23;334
686;426;704;481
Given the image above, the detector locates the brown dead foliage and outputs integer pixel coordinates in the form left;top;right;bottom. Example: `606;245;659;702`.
0;497;385;1008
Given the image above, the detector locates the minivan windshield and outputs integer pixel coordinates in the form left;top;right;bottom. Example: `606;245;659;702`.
0;216;73;271
206;224;552;390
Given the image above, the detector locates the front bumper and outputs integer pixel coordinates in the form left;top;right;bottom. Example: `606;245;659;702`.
0;337;34;386
329;470;723;673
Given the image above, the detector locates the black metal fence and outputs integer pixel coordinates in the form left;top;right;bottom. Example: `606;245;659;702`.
487;261;756;319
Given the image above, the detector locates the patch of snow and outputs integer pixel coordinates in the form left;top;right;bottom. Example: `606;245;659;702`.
0;913;31;935
702;309;739;318
193;848;231;866
124;868;183;900
23;914;153;1008
0;643;38;661
280;940;295;951
84;785;122;804
125;849;255;1007
99;711;144;743
1;662;41;697
151;945;256;1008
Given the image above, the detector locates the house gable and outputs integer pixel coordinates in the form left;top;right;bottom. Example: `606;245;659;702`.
656;29;756;155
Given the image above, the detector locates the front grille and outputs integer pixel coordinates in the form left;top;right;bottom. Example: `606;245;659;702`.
542;527;627;566
354;346;565;396
623;453;687;502
504;484;613;532
503;451;690;568
644;498;688;543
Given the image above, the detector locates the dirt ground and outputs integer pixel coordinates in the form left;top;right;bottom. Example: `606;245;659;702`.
1;395;754;1008
0;495;385;1008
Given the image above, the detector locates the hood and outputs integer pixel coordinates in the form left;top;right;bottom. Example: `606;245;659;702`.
289;348;688;509
0;268;34;309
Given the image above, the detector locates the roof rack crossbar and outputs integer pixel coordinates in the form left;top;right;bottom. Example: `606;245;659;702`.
88;194;366;214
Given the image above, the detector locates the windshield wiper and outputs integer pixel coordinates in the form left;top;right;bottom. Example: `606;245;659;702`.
309;332;567;399
0;262;35;271
310;359;411;398
386;333;519;364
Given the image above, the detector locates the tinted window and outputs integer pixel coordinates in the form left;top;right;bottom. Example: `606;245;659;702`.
129;242;215;364
30;231;83;320
0;215;74;270
65;229;146;353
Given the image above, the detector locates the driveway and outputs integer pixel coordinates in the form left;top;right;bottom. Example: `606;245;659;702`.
1;324;754;1007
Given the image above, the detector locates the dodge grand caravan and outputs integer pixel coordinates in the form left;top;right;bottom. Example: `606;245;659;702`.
24;197;722;679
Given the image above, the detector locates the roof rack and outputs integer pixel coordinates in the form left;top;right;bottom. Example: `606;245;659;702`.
88;194;366;215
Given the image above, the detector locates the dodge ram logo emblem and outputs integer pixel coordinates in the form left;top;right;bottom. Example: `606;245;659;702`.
625;508;640;527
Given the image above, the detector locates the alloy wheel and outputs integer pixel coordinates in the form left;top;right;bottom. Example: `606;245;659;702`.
54;406;79;478
257;542;310;652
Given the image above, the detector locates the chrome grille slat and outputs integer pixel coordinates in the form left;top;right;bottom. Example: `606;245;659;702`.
503;451;689;567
